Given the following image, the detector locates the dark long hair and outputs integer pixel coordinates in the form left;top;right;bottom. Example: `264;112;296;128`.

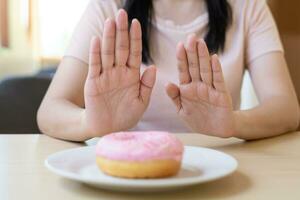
124;0;232;64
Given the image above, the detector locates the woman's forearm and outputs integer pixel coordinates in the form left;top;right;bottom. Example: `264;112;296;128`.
234;97;299;140
37;99;90;142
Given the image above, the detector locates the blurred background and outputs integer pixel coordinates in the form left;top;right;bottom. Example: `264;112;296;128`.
0;0;89;74
0;0;299;133
0;0;90;133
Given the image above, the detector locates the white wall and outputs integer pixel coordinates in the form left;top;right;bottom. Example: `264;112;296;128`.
0;0;37;78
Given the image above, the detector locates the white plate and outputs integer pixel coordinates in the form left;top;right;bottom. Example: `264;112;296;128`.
45;146;238;192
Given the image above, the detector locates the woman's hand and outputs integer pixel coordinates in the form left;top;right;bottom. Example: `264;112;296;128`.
84;10;156;137
166;34;234;138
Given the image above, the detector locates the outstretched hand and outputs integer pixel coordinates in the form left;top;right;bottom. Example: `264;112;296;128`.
166;35;235;138
84;10;156;137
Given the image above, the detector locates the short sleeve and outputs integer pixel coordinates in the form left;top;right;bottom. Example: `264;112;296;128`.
245;0;283;65
64;0;121;64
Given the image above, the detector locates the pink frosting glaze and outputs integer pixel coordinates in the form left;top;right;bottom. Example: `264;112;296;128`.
96;131;184;161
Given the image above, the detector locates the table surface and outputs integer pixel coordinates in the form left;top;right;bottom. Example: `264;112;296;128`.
1;132;300;200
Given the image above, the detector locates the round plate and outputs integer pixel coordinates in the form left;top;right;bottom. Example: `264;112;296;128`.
45;146;237;192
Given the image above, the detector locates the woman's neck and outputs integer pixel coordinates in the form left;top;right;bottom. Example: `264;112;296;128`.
153;0;206;25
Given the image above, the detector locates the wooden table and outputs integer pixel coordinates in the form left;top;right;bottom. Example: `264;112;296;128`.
1;132;300;200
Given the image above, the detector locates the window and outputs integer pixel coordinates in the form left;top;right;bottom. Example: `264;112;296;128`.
37;0;89;59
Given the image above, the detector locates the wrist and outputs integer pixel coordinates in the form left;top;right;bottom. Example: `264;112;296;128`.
80;109;109;140
80;109;117;139
79;109;96;141
232;110;245;139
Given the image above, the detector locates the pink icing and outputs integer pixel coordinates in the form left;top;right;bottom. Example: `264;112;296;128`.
96;131;184;161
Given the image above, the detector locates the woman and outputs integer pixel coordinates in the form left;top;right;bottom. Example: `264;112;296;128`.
37;0;299;141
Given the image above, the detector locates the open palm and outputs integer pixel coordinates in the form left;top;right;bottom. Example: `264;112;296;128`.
166;35;234;138
84;10;156;136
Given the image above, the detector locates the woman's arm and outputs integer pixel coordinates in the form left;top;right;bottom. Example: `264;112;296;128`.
167;38;299;140
234;52;299;140
37;57;90;142
38;11;156;142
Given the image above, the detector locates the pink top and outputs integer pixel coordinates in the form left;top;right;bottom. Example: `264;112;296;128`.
65;0;283;133
96;131;184;161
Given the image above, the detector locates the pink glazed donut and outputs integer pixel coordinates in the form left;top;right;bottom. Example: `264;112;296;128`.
96;131;184;178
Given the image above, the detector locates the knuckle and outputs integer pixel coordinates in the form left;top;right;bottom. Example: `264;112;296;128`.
130;49;142;57
104;34;115;40
200;66;211;73
188;61;199;69
102;49;114;56
177;56;186;63
131;37;142;42
90;61;101;66
117;27;128;32
177;63;187;73
116;43;129;51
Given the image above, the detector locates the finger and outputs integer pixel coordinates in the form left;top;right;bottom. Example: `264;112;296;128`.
128;19;142;69
88;36;102;79
115;9;129;67
198;39;213;86
212;55;226;92
140;66;156;105
166;83;181;112
186;34;200;82
102;18;116;70
176;42;191;84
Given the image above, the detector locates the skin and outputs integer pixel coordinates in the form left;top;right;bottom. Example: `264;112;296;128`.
37;9;299;142
84;13;158;136
167;35;299;139
166;36;235;138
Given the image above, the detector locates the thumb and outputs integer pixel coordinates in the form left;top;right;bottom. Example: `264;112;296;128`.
140;65;157;105
165;82;181;112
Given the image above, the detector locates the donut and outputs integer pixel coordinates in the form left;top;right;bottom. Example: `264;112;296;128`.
96;131;184;178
